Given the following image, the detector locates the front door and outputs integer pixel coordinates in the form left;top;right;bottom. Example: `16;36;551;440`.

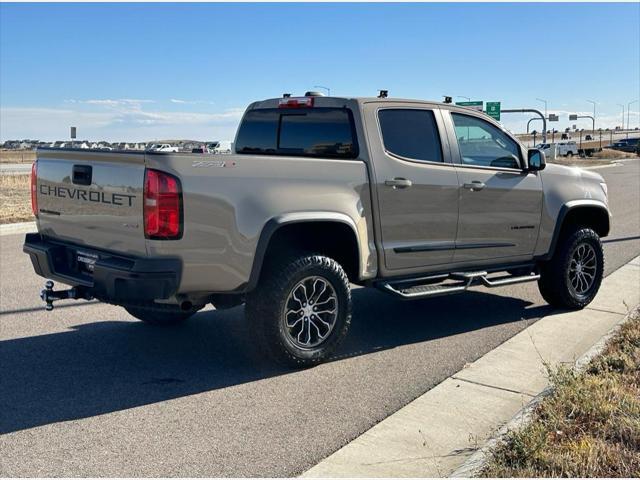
364;103;460;272
445;110;543;264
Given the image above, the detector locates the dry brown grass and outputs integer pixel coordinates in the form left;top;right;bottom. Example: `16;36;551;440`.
0;150;37;164
591;148;638;159
0;174;33;224
482;308;640;477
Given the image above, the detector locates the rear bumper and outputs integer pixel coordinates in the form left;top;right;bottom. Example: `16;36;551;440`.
23;233;181;303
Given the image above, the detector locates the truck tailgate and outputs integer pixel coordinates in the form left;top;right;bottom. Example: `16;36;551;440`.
35;149;147;256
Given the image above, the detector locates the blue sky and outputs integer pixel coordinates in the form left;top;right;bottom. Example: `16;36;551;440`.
1;2;638;142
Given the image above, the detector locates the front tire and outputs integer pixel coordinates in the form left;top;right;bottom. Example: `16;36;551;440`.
245;254;352;368
538;228;604;309
125;303;199;326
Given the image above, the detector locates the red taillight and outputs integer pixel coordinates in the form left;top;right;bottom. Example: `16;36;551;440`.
30;161;38;217
144;169;182;239
278;97;314;108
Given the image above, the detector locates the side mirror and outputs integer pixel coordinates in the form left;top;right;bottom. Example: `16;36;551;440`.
528;149;546;171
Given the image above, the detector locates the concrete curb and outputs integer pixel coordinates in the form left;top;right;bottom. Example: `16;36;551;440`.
0;221;36;236
449;311;631;478
302;256;640;478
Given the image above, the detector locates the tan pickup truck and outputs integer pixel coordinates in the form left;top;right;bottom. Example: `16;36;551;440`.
25;93;610;367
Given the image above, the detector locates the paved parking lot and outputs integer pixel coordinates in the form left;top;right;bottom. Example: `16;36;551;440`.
1;160;638;476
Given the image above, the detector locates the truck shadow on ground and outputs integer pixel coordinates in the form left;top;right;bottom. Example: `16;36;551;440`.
1;288;552;434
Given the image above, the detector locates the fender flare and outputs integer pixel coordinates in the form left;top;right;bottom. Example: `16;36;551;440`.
245;212;361;292
539;200;610;261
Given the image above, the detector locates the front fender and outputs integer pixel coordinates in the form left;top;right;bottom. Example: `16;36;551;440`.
536;200;610;260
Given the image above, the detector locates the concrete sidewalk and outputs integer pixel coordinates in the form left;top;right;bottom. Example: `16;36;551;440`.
302;256;640;478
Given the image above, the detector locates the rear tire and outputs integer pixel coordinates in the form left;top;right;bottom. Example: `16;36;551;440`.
538;228;604;309
125;303;199;326
245;253;352;368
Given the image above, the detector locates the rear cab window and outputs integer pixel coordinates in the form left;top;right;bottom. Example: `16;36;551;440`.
235;108;358;159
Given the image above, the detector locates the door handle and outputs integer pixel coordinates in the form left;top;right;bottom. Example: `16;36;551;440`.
385;178;413;189
463;181;486;191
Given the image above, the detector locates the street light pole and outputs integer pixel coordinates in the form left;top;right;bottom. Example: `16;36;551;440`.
617;104;625;132
313;85;331;96
456;95;471;101
586;100;596;132
536;98;548;119
628;100;639;138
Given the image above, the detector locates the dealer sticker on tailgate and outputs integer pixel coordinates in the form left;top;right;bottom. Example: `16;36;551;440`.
76;250;99;273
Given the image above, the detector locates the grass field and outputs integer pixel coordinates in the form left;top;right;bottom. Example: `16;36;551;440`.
0;174;33;224
483;308;640;477
591;148;638;159
0;150;36;164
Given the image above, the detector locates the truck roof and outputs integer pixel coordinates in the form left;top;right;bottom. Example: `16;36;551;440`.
248;96;462;110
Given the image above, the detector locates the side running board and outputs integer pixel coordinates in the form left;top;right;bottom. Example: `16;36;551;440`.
378;270;540;299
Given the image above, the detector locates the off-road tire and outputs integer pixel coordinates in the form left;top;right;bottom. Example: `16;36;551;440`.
245;254;352;368
538;228;604;309
125;303;199;326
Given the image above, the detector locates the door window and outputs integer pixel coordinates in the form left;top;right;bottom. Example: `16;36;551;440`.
378;109;443;162
451;113;521;169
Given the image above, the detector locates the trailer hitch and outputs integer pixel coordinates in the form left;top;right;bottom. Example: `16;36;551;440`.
40;280;93;311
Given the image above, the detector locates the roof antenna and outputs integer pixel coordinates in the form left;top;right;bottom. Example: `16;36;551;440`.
283;93;291;98
443;96;453;104
378;90;388;99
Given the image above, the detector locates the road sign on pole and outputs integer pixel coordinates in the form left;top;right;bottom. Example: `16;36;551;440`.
569;114;578;121
70;127;77;139
456;100;483;112
548;114;559;122
485;102;501;121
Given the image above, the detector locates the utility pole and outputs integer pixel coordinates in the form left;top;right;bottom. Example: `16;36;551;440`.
579;129;583;150
586;100;596;132
536;98;548;119
598;129;603;150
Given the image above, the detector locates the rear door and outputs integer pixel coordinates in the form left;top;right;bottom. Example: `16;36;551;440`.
36;148;147;255
363;102;459;271
443;110;543;264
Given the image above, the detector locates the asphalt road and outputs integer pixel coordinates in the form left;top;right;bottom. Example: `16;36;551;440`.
1;160;639;476
0;163;31;175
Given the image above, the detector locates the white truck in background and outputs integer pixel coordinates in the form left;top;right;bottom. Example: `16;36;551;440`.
148;143;179;153
209;141;233;154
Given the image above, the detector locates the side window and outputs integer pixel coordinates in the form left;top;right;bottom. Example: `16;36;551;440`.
451;113;521;169
378;109;443;162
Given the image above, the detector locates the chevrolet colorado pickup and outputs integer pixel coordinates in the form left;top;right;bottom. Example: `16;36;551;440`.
24;93;611;367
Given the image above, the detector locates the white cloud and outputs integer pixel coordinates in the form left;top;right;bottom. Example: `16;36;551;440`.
0;103;244;142
170;99;214;105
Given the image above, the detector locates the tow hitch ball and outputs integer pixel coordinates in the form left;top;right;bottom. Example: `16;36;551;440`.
40;280;91;311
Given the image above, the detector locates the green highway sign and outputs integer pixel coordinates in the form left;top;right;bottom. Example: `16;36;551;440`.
456;100;483;111
485;101;501;121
